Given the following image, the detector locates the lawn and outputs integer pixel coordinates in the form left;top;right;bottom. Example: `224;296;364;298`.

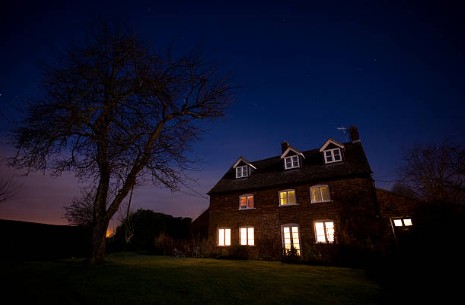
3;252;387;305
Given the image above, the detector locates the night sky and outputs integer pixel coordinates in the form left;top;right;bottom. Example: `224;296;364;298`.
1;0;464;227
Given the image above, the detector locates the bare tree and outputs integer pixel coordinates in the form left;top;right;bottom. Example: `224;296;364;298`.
64;187;95;227
10;20;233;263
397;141;465;205
0;176;21;203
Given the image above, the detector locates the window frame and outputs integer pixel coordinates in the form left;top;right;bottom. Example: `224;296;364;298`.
235;165;248;178
324;148;342;164
279;189;297;206
284;155;300;169
217;228;231;247
239;194;255;210
239;227;255;246
314;220;335;244
281;224;301;256
310;185;331;203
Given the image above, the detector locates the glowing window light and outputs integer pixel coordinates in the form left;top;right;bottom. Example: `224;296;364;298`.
240;227;254;246
279;189;296;205
315;221;335;243
239;194;254;209
393;219;403;226
310;185;331;203
282;225;300;255
218;228;231;246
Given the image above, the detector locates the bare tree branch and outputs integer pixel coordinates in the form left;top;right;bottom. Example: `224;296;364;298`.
0;176;21;203
397;141;465;205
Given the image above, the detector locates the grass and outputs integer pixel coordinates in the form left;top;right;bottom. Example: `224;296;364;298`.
2;252;387;305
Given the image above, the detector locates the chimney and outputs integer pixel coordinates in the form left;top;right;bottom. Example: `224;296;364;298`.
348;125;361;143
281;141;289;153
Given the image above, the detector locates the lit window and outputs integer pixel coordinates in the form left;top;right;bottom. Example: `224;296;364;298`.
218;228;231;246
393;218;413;227
315;221;335;243
282;225;301;255
324;148;342;164
239;194;254;209
240;227;255;246
310;185;331;203
236;165;248;178
279;189;296;205
284;155;300;169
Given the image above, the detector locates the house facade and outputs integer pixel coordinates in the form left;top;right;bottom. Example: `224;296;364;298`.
206;126;417;263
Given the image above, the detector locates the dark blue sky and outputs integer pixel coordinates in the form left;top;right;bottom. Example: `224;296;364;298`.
1;0;464;226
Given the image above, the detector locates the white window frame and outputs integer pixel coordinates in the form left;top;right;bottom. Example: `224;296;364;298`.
236;165;248;178
310;185;331;203
314;221;335;243
324;148;342;164
240;227;255;246
218;228;231;246
239;194;254;210
279;189;297;206
284;155;300;169
281;224;301;256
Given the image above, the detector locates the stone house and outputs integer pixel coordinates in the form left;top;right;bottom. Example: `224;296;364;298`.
205;126;418;263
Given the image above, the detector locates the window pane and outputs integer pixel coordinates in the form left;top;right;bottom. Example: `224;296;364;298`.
403;218;412;226
225;229;231;246
292;226;301;254
219;229;225;246
240;196;247;208
321;186;330;201
248;196;254;208
286;158;292;168
292;156;299;167
325;222;334;242
240;228;247;245
325;151;332;162
280;191;287;205
248;227;254;245
333;149;341;161
315;222;326;243
288;190;296;203
311;187;319;202
393;219;403;226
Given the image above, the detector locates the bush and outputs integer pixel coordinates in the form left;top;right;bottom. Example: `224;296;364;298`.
282;247;301;264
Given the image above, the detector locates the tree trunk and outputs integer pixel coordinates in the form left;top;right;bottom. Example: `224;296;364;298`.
89;217;110;264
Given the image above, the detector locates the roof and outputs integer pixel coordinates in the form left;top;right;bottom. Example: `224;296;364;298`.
208;141;373;194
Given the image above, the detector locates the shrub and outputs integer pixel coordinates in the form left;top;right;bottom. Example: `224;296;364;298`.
282;246;301;264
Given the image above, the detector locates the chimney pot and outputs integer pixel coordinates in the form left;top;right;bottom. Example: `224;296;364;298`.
348;125;360;143
281;141;289;153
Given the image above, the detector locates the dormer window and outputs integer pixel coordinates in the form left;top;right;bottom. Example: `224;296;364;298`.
319;139;344;164
236;165;249;178
324;148;342;164
233;157;256;179
284;155;300;169
280;144;304;170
